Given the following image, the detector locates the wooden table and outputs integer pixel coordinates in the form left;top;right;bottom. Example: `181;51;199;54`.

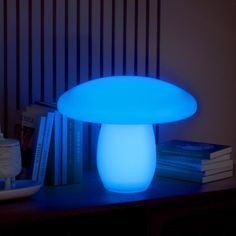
1;169;236;235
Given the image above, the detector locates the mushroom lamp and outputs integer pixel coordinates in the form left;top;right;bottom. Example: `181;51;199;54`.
57;76;197;193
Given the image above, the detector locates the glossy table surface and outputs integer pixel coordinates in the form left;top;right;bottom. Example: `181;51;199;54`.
0;167;236;225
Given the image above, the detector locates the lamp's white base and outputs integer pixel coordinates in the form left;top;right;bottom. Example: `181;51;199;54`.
97;124;156;193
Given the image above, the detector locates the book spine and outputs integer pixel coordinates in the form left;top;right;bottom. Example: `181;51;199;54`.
61;115;68;185
157;159;202;171
202;159;234;171
37;112;54;184
53;111;62;185
210;147;232;158
19;111;40;178
157;154;204;164
32;116;46;181
67;118;74;184
158;149;211;159
156;166;202;183
72;120;83;183
204;165;233;176
202;170;233;183
45;127;55;185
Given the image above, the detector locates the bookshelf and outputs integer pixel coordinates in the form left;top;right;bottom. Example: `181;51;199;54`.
1;167;236;236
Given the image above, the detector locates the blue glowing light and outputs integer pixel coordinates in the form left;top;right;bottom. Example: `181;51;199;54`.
57;76;197;124
97;124;156;193
57;76;198;193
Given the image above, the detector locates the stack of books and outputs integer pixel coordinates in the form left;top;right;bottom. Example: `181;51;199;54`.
16;101;83;186
156;140;233;183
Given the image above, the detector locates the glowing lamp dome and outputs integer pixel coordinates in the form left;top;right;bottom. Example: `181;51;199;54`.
57;76;197;124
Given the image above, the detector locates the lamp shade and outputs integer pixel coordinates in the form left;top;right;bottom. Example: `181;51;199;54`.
57;76;197;124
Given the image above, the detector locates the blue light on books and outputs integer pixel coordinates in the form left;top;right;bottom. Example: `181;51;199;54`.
57;76;197;193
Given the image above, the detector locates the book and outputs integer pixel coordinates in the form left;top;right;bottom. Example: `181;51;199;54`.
73;120;83;184
157;158;234;172
17;101;83;186
16;108;45;179
32;116;46;181
157;140;232;159
37;112;54;184
45;110;62;186
51;110;62;185
62;115;68;185
157;162;233;176
157;153;231;166
156;164;233;183
29;102;62;186
32;101;83;186
67;118;83;184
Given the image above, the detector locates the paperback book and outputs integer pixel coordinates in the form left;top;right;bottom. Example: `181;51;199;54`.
157;158;233;172
32;116;46;182
29;102;62;185
31;101;83;186
156;164;233;183
37;112;54;184
157;139;232;159
157;153;231;166
156;139;233;184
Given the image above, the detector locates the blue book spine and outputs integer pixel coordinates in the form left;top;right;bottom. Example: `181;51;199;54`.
73;120;83;183
53;111;62;185
157;140;232;159
67;118;74;184
38;112;54;184
32;116;46;181
156;165;203;183
62;115;68;185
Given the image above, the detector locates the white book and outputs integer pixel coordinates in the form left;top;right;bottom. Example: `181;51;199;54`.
32;116;46;181
37;112;54;185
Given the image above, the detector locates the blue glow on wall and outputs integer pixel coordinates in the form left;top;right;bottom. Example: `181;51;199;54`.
57;76;198;193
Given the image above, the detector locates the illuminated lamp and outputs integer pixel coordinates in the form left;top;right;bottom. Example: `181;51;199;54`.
57;76;197;193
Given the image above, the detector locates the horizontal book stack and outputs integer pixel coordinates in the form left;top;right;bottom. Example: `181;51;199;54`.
16;101;83;186
156;139;233;183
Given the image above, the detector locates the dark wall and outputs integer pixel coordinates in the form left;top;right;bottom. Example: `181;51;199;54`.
159;0;236;161
0;0;160;168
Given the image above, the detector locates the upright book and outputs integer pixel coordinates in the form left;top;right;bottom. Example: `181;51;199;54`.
157;156;233;172
16;107;46;179
37;112;54;184
32;116;46;181
157;140;232;159
29;102;62;186
33;101;83;186
156;164;233;183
